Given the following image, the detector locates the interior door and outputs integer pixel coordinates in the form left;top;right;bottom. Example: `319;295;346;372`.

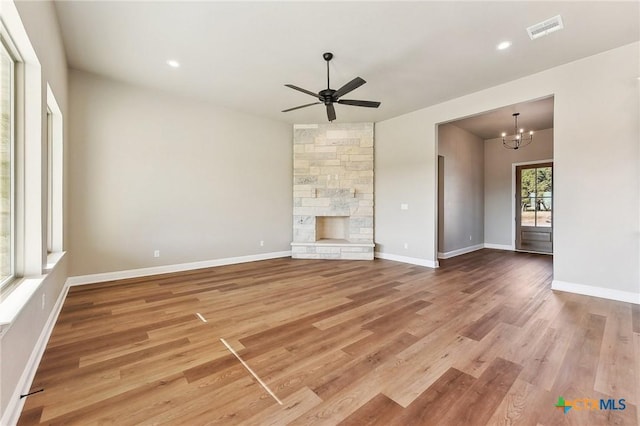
516;162;553;253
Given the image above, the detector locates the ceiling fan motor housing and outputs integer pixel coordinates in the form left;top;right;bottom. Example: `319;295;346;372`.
319;89;336;104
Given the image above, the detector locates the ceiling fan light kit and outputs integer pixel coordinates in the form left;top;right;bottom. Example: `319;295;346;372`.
282;52;381;122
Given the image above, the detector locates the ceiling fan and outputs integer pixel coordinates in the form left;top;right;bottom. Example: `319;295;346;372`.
282;52;381;122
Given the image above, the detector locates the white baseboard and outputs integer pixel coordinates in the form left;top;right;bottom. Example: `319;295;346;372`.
1;283;69;426
438;244;484;259
66;251;292;286
374;252;439;268
483;243;514;251
552;280;640;305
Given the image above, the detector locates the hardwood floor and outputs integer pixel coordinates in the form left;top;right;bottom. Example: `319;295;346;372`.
17;250;639;425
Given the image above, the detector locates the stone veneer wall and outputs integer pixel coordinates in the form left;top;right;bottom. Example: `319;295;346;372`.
291;122;374;260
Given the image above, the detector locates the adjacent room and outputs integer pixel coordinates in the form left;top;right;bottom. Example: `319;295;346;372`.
437;96;555;259
1;1;638;425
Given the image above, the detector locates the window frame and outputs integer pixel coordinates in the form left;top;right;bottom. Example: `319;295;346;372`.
46;106;52;253
0;7;46;296
45;83;63;264
0;30;18;290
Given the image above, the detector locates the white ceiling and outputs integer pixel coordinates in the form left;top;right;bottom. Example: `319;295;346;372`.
54;1;639;125
448;96;554;140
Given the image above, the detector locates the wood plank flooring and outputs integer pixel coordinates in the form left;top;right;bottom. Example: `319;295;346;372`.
17;249;639;425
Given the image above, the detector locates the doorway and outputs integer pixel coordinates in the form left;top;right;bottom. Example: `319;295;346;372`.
435;96;554;260
515;162;553;253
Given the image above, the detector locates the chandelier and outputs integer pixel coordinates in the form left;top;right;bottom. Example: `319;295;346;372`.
502;113;533;150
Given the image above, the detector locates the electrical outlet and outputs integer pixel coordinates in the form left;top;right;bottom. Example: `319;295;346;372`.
41;294;45;310
404;242;409;249
400;203;409;210
469;235;472;240
154;250;160;258
260;240;264;247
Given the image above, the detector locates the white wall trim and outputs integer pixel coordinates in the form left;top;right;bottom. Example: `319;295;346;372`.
1;281;69;426
66;251;292;286
483;243;515;251
552;280;640;305
375;252;439;268
438;244;484;259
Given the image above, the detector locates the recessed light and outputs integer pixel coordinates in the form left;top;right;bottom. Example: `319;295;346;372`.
497;41;512;50
166;59;180;68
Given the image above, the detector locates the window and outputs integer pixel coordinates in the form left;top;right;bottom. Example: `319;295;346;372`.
1;39;15;287
46;84;63;260
519;165;553;227
46;107;52;253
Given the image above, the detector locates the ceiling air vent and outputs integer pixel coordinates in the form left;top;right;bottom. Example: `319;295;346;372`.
527;15;564;40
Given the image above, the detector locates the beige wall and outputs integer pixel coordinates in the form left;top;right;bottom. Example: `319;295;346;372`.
437;123;484;254
1;0;69;419
484;127;554;247
376;42;640;300
68;70;292;276
375;112;434;262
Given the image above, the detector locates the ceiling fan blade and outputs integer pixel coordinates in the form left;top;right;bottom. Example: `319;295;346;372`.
285;84;319;99
333;77;366;99
327;103;336;122
282;102;322;112
337;99;381;108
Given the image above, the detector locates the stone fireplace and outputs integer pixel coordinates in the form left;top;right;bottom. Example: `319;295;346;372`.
291;123;374;260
